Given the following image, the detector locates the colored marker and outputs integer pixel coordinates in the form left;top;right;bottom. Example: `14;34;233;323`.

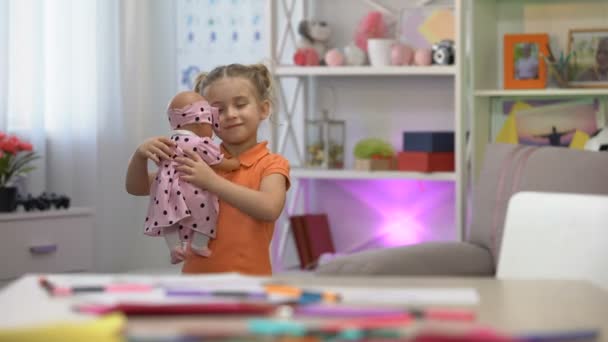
264;284;341;303
517;329;599;342
165;289;267;299
38;277;153;296
295;305;475;321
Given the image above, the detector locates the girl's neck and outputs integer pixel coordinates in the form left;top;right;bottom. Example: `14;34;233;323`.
223;138;258;157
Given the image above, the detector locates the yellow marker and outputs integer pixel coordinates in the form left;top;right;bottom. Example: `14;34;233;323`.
0;313;125;342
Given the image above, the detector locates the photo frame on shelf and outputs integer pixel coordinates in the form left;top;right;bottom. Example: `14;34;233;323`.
503;33;549;90
567;28;608;88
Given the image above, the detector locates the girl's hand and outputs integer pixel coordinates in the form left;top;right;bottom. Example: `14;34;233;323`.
175;149;219;190
136;136;176;164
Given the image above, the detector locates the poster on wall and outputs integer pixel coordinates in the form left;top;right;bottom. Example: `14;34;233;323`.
491;98;606;148
176;0;267;91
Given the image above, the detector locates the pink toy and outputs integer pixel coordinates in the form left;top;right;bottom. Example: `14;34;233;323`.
325;48;345;66
414;48;433;66
294;48;320;66
354;11;388;52
391;43;414;66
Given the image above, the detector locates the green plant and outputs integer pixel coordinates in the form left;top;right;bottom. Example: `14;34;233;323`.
353;138;394;159
0;132;39;187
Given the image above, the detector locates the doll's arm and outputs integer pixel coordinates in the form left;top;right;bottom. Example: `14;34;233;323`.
211;158;240;172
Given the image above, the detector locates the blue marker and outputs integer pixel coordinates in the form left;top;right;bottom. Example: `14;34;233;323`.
518;329;599;342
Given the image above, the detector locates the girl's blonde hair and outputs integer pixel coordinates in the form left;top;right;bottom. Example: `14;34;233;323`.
194;63;276;112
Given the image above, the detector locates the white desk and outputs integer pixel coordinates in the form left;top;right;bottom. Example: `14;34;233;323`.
1;274;607;338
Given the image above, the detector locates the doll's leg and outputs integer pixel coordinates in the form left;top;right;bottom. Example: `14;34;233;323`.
190;231;212;257
163;226;186;264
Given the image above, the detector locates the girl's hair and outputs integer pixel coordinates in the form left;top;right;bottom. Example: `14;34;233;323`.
194;63;276;111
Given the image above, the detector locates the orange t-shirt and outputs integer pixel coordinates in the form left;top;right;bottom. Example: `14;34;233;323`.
181;141;290;275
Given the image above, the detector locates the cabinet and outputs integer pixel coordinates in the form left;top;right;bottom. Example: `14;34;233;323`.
266;0;465;268
0;208;94;284
468;0;608;180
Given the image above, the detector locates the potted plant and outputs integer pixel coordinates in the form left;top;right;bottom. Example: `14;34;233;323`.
0;132;38;212
353;138;395;171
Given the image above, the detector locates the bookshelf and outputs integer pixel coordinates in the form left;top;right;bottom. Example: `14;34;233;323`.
468;0;608;180
267;0;465;268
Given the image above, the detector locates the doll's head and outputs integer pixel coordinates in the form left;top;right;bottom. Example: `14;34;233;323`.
167;91;220;138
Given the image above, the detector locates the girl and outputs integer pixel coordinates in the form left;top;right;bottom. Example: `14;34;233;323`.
125;63;290;275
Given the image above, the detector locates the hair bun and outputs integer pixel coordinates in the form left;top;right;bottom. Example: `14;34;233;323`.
193;72;209;93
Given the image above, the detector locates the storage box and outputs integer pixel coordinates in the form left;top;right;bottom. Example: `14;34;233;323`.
354;157;394;171
397;151;454;172
402;131;454;152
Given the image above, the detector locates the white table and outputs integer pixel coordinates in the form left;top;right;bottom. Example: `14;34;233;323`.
1;274;607;338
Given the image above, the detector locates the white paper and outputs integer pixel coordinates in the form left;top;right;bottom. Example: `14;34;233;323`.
302;286;479;306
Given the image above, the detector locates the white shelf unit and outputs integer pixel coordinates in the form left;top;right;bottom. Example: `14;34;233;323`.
475;88;608;98
275;65;457;77
267;0;465;267
291;168;456;181
469;0;608;180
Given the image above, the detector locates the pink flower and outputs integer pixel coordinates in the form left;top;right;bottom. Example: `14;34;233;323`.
1;137;19;154
354;11;388;52
18;142;33;152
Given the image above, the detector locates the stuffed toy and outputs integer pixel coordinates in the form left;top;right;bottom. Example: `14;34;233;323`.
325;48;345;66
294;48;320;66
391;43;414;65
295;20;331;64
344;44;366;66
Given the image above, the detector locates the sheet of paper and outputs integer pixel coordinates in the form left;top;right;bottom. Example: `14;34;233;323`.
303;286;479;306
47;272;270;292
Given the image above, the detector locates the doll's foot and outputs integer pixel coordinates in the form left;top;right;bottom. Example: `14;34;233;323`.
169;245;186;264
191;246;212;257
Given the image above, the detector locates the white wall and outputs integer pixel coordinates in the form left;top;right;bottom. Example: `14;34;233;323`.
121;0;180;272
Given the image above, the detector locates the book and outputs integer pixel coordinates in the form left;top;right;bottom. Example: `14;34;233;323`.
289;214;335;270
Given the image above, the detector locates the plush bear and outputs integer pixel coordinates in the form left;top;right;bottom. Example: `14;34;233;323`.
296;20;331;64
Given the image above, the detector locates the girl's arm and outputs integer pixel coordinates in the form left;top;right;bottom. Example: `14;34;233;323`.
211;158;240;173
125;136;175;196
176;150;287;221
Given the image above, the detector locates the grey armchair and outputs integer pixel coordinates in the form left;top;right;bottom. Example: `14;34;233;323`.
315;143;608;276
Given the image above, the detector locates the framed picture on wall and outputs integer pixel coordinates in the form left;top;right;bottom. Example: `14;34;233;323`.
568;28;608;88
503;33;549;89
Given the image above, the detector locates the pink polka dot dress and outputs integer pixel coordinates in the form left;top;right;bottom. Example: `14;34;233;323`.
143;100;222;245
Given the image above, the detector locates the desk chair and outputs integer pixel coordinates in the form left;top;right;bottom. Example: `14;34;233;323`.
316;143;608;276
497;191;608;291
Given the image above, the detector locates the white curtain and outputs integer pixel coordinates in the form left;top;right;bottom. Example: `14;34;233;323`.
2;0;165;272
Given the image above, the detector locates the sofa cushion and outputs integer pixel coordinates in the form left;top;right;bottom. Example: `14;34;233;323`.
315;242;494;276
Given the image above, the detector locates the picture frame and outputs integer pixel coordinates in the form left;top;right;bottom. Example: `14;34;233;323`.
567;28;608;88
503;34;549;89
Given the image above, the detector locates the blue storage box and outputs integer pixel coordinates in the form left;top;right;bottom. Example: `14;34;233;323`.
402;131;454;152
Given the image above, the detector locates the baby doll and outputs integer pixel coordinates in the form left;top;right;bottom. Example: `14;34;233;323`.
143;91;239;263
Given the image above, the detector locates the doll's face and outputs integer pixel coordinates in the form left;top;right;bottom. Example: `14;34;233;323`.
182;123;213;138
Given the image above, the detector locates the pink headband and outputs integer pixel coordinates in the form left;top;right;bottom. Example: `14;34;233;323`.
167;100;220;131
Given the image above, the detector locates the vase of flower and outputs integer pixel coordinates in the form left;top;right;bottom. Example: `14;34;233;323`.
0;132;39;212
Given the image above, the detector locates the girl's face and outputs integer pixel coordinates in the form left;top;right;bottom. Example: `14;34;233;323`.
205;77;269;147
